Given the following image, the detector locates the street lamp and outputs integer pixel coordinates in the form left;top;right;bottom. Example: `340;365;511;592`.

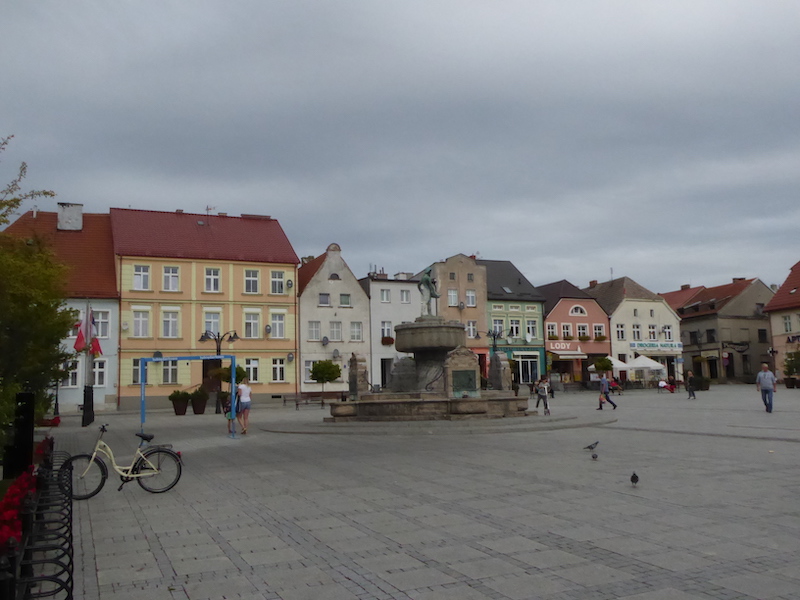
475;330;511;352
198;330;240;412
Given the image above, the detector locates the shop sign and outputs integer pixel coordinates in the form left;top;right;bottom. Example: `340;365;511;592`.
701;350;719;359
629;341;683;351
547;341;577;351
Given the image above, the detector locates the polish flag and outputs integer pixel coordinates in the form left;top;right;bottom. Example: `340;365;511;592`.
73;315;87;352
74;308;103;355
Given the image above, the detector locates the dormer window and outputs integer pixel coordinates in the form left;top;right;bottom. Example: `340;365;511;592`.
329;273;340;280
569;305;587;316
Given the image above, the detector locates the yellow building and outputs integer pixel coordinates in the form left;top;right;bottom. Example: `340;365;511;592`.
111;209;299;409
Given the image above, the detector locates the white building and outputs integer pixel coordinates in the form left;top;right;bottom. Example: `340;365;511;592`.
297;244;370;394
358;270;420;389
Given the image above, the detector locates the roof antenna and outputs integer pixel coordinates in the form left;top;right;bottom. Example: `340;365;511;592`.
205;205;216;216
610;267;613;281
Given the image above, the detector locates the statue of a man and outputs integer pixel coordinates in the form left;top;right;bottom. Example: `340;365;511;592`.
418;268;440;316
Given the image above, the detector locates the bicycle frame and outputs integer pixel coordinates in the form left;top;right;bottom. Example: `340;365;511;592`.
87;440;157;479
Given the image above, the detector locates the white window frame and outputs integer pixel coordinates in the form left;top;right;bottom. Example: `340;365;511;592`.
616;323;626;340
271;271;285;295
509;319;521;338
163;266;179;292
244;312;261;339
547;323;557;338
466;321;477;339
448;289;458;307
132;309;150;338
400;289;410;304
330;321;342;342
272;358;285;382
577;323;589;338
304;360;318;382
308;321;321;341
381;321;393;338
663;324;673;341
94;310;110;338
63;360;79;387
648;324;658;340
339;293;351;307
92;359;106;386
161;309;179;339
205;268;221;293
632;324;641;341
526;319;537;339
245;358;259;382
593;324;605;338
132;359;148;385
133;265;150;290
561;323;573;338
784;315;792;333
569;305;587;316
162;360;178;385
319;293;331;306
350;321;363;342
204;310;221;335
271;312;285;339
466;290;477;307
493;319;504;334
244;269;260;294
380;289;391;303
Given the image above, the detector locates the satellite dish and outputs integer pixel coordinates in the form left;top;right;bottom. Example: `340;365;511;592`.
458;301;465;310
322;336;329;346
333;349;340;358
525;333;532;343
287;352;294;362
506;337;514;345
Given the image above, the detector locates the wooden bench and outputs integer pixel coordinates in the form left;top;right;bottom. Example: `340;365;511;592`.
283;395;326;410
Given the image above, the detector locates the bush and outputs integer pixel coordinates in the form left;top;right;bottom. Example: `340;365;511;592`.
190;387;209;402
168;390;191;403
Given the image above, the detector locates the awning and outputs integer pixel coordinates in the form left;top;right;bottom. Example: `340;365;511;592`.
550;350;588;359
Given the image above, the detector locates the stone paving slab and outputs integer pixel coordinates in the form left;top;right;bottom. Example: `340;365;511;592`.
53;385;800;599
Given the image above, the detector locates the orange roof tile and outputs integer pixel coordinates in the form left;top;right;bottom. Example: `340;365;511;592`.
764;261;800;312
659;286;704;311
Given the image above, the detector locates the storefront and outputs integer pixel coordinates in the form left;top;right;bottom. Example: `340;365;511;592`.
629;341;684;381
546;341;588;383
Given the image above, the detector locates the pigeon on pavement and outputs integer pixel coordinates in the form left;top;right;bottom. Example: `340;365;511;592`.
631;472;639;486
591;453;598;460
584;441;599;450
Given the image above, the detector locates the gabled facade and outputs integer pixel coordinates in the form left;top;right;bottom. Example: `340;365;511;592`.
110;208;299;409
358;270;419;390
297;244;370;394
423;254;489;374
763;262;800;379
662;278;774;381
476;260;546;387
537;280;610;384
584;277;683;381
5;203;119;413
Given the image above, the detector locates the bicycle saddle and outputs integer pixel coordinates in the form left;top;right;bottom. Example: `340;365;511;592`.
136;432;155;442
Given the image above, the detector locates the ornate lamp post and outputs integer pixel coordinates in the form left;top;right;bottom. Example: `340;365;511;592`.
199;330;240;413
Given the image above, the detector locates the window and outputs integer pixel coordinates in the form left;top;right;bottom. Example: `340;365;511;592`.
493;319;504;334
244;269;259;294
63;361;79;387
448;289;458;307
245;358;259;382
308;321;321;341
616;324;625;340
380;289;390;303
593;324;605;338
339;293;351;307
272;358;285;382
350;321;363;341
569;305;587;316
449;272;456;280
758;329;768;343
689;331;699;345
381;321;393;337
706;329;717;343
133;310;149;337
319;293;331;306
304;360;318;382
633;308;639;317
467;321;477;338
162;360;178;385
648;324;657;340
271;271;284;294
547;323;557;338
133;265;150;290
663;325;673;341
562;323;573;338
94;310;110;337
204;311;220;335
632;324;641;341
742;354;751;375
132;359;148;384
577;324;589;338
330;321;342;341
91;360;106;386
400;289;410;303
526;319;537;339
650;309;655;317
618;354;627;363
163;266;179;291
244;312;260;338
784;315;792;333
467;273;474;282
271;313;285;339
162;311;179;338
466;290;477;307
205;268;220;292
509;319;521;338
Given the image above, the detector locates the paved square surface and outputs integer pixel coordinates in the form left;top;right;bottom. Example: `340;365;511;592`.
55;385;800;599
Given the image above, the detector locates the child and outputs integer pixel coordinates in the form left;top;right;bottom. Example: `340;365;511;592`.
535;376;551;415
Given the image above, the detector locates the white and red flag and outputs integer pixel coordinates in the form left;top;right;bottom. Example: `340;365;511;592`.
74;308;103;355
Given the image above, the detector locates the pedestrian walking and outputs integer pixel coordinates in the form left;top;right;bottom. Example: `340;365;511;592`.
535;376;550;415
597;373;617;410
237;377;253;433
685;370;697;399
755;363;777;413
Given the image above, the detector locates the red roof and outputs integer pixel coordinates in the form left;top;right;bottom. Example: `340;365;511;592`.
297;252;326;295
673;279;755;318
659;285;704;311
110;208;299;264
764;261;800;312
4;211;118;298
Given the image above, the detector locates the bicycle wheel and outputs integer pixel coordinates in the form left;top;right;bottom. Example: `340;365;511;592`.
134;448;182;493
62;454;108;500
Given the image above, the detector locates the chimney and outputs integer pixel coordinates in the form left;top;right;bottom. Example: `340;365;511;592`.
589;280;598;288
732;277;745;282
57;202;84;231
218;212;227;217
681;284;690;290
176;209;184;214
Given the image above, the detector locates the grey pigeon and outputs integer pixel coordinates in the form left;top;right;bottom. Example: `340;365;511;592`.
584;441;599;450
630;472;639;486
591;453;598;460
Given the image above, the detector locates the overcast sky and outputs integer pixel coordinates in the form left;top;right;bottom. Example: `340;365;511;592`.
3;1;799;293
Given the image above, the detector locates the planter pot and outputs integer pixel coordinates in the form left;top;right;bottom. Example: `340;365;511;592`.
785;377;796;389
171;399;189;415
191;397;208;414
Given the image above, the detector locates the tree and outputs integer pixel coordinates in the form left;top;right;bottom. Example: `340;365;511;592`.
784;351;800;378
593;357;614;375
1;135;55;226
310;360;342;394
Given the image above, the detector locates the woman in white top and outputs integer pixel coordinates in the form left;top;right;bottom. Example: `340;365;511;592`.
236;378;252;434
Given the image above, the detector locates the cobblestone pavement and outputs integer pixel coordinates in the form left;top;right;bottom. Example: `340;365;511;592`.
54;385;800;600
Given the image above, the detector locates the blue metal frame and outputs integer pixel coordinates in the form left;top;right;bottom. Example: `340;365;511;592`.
138;354;238;436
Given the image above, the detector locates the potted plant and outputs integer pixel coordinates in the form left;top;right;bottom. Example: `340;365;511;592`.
697;376;711;391
381;336;394;346
310;360;342;397
190;387;209;414
547;335;559;340
594;335;607;342
563;335;574;341
578;335;590;342
168;390;191;415
784;351;800;388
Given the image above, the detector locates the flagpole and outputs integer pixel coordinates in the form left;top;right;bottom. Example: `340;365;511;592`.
81;298;95;426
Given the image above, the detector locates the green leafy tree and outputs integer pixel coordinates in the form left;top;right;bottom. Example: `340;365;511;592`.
310;360;342;394
209;365;248;384
784;351;800;378
1;135;55;226
593;357;614;375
